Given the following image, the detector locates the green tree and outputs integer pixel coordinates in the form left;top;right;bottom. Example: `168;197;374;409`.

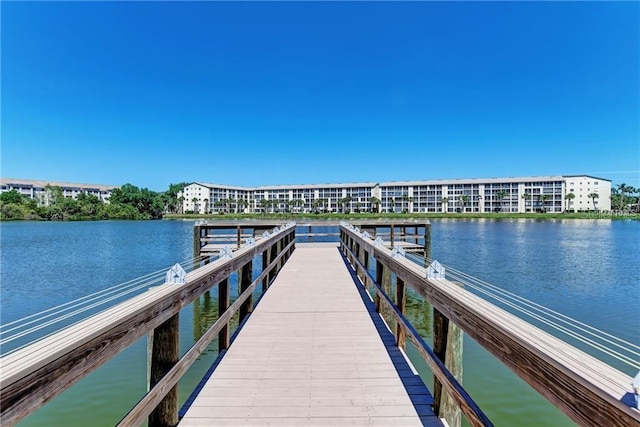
616;183;628;210
237;199;249;213
588;192;599;211
259;199;270;215
564;192;575;212
495;190;508;212
441;197;449;212
538;194;551;212
340;196;353;213
160;182;188;213
368;196;381;213
0;190;24;204
458;195;469;213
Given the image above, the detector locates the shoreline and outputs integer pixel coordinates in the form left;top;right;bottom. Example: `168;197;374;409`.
2;212;638;223
163;211;640;221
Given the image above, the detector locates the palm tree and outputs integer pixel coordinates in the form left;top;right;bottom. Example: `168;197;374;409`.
341;196;353;213
401;194;412;213
441;197;449;213
368;196;381;213
177;196;185;214
476;194;482;212
237;199;249;213
291;199;304;214
588;193;599;211
616;183;628;210
389;197;396;213
191;197;199;213
495;190;508;212
564;192;575;212
458;195;469;213
538;194;551;212
312;198;321;213
259;198;269;215
521;193;531;212
227;198;235;213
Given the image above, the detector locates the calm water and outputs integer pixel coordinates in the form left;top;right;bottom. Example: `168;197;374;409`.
1;219;638;426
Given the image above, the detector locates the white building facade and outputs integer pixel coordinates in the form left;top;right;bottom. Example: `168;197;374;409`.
0;178;117;205
181;175;611;214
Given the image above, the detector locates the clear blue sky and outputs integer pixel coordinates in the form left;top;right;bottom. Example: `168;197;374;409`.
2;1;638;192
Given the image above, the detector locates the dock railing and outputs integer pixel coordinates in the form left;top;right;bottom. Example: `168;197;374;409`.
340;222;639;427
0;223;296;427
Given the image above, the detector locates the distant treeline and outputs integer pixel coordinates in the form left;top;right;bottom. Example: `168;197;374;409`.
0;183;188;221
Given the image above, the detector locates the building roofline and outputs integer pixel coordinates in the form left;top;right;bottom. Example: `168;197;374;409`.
0;178;118;191
562;175;611;182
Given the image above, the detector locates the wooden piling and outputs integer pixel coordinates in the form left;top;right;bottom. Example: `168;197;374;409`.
262;250;269;292
149;314;179;427
395;278;406;349
390;225;395;248
239;261;253;323
433;272;463;427
218;278;229;351
375;260;383;312
424;221;431;263
193;225;202;270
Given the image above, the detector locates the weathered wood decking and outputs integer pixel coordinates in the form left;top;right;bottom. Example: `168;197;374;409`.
179;247;442;426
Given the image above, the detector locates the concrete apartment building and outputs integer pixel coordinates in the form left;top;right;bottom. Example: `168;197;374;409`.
0;178;118;205
181;175;611;214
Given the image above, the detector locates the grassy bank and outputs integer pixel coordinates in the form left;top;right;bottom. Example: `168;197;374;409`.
163;211;639;221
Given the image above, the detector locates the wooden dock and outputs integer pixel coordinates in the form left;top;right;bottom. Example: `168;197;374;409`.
179;247;442;426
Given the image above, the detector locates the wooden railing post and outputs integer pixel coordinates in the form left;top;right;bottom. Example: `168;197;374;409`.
239;261;253;323
276;239;282;273
375;260;383;312
218;278;229;351
424;221;432;263
390;225;395;248
433;308;463;427
261;249;268;292
267;244;278;287
193;225;202;270
395;278;406;349
149;314;179;427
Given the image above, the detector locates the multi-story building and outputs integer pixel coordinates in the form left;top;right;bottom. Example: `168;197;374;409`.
181;175;611;214
0;178;117;205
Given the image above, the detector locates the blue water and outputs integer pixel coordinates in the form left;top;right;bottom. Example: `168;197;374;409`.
1;219;638;426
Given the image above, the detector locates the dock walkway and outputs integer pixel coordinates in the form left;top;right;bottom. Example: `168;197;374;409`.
179;247;442;426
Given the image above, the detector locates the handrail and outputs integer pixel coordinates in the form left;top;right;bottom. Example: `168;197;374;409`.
0;225;296;426
340;223;639;427
341;238;492;426
117;239;294;426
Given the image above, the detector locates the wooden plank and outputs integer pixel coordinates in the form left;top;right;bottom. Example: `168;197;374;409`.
341;226;639;427
179;248;441;426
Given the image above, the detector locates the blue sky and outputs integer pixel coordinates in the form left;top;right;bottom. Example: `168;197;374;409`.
2;2;638;192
